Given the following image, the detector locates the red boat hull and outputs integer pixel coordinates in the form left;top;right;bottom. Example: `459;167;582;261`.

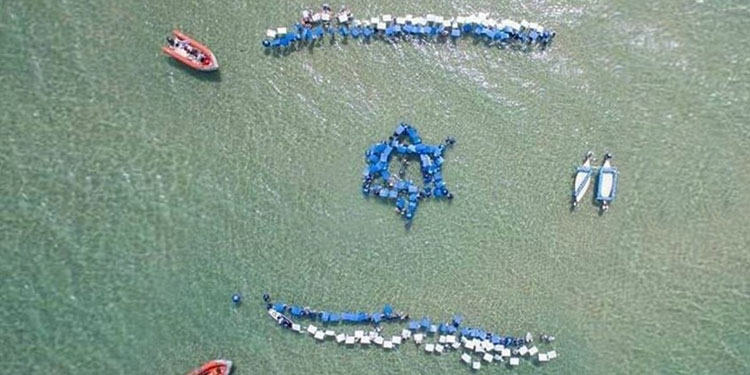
163;30;219;71
186;359;232;375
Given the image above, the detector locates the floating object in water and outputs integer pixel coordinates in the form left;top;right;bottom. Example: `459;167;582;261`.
474;342;485;354
572;151;595;207
452;315;463;327
186;360;232;375
401;329;412;339
307;325;318;335
428;324;438;334
267;308;293;328
231;293;242;305
413;333;424;344
596;153;619;212
163;30;219;72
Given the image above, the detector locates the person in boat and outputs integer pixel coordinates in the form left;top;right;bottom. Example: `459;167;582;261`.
189;49;203;63
322;3;331;12
167;36;192;54
178;42;195;56
171;37;189;51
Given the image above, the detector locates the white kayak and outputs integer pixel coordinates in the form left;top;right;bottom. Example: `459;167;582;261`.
268;308;293;327
596;153;618;211
572;151;594;207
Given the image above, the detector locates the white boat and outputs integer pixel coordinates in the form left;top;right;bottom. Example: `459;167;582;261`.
267;308;294;327
267;308;282;322
596;153;618;211
572;151;594;207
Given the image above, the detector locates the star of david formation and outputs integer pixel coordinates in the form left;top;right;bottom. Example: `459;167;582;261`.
362;123;455;221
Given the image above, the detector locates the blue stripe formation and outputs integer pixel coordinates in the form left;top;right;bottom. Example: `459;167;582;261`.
262;9;555;51
268;299;533;348
269;301;408;324
362;123;455;222
264;296;560;368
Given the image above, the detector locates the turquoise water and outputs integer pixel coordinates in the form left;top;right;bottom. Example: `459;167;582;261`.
2;0;749;374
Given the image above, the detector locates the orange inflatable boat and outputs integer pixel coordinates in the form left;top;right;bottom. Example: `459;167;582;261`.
186;359;232;375
162;30;219;71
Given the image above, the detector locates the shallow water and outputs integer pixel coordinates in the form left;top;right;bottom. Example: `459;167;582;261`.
2;0;749;374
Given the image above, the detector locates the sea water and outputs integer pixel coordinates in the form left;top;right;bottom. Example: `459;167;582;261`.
2;0;749;374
